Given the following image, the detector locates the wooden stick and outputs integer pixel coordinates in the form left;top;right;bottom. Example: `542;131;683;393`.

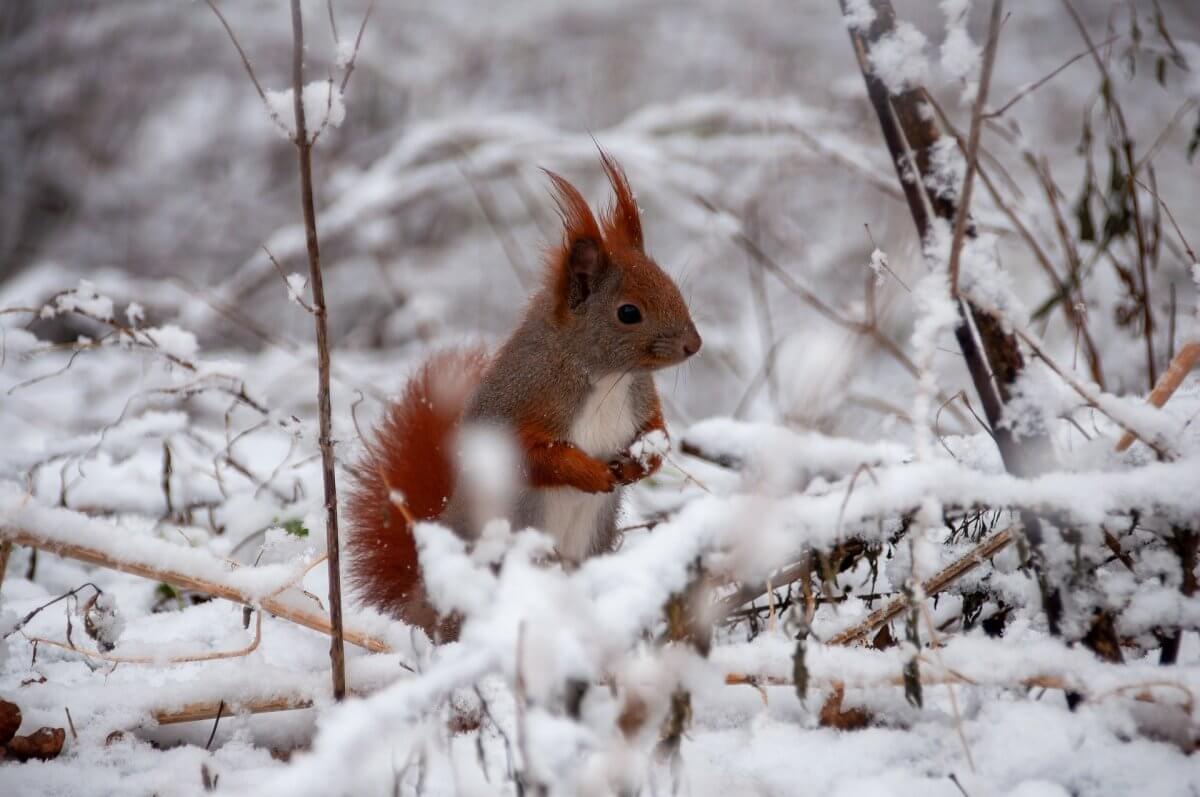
1115;342;1200;452
0;526;389;654
155;695;314;725
827;527;1014;646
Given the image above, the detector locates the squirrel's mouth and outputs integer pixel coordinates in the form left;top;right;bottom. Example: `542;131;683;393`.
644;329;702;369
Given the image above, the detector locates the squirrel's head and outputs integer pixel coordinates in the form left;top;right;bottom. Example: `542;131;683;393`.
542;152;701;375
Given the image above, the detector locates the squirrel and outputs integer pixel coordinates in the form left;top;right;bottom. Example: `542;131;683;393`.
345;153;701;639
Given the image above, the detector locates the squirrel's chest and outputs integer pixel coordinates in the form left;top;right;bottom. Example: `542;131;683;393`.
539;372;638;563
568;372;638;457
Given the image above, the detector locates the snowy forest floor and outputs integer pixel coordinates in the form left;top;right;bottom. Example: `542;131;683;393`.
3;0;1200;795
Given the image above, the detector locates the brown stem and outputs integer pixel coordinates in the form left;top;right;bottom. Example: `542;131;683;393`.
290;0;347;702
947;0;1002;298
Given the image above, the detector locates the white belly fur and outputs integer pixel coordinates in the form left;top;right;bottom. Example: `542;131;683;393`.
541;372;638;562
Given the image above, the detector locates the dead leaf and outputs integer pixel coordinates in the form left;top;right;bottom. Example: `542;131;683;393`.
6;726;66;761
617;692;649;739
872;623;895;650
819;684;871;731
0;700;20;746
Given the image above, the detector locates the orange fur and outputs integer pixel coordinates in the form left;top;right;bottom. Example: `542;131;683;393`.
345;348;488;638
598;150;644;252
543;169;604;325
518;421;616;493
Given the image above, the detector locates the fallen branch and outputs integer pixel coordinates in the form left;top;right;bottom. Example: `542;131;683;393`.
155;694;315;726
0;523;389;654
723;670;1193;707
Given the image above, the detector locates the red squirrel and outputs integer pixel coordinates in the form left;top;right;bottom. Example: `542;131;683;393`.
346;153;701;638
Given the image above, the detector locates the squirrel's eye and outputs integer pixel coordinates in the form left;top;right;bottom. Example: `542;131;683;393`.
617;304;642;325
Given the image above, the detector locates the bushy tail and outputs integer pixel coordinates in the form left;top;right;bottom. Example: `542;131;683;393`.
345;348;488;637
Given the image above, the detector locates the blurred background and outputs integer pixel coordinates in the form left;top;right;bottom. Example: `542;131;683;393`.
2;0;1198;439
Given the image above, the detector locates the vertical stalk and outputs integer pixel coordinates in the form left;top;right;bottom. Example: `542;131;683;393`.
290;0;346;701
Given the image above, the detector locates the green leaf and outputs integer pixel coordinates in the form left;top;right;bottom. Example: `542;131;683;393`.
280;518;309;538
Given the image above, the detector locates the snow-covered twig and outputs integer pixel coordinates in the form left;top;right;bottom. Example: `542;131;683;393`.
1114;342;1200;453
0;493;390;654
828;526;1015;645
946;0;1002;299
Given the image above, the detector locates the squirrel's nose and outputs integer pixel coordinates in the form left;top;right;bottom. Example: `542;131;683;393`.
682;325;702;358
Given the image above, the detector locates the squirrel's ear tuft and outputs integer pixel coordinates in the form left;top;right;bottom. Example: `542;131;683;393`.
598;151;643;252
544;169;605;318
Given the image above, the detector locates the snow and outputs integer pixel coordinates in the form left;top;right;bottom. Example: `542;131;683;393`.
49;279;115;322
3;0;1200;794
264;81;346;142
842;0;876;31
867;246;890;286
940;0;982;102
284;272;308;306
868;22;931;95
142;324;199;360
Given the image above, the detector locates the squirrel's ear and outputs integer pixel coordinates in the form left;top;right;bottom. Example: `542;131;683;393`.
544;169;605;316
598;151;643;252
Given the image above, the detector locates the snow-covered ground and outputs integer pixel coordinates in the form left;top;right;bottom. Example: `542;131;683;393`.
3;0;1200;794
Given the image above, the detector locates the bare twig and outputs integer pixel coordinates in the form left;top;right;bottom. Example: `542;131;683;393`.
1133;177;1197;265
205;702;225;750
948;0;1003;298
288;0;347;701
984;34;1119;119
695;194;971;429
264;246;315;314
203;0;292;139
339;0;375;93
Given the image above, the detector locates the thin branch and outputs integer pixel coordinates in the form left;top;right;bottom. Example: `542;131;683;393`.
948;0;1003;298
1134;177;1197;264
203;0;293;140
984;34;1119;119
290;0;348;702
339;0;375;93
264;246;315;314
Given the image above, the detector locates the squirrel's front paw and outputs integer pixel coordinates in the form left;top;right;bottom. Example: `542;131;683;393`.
625;430;669;479
607;455;646;486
